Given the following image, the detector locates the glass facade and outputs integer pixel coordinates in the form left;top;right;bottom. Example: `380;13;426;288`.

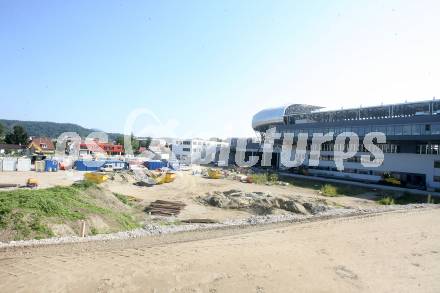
284;123;440;137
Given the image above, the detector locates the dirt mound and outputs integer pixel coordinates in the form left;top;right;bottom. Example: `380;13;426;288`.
199;189;330;215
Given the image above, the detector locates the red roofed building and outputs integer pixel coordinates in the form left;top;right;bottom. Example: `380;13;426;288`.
28;137;55;155
79;140;124;156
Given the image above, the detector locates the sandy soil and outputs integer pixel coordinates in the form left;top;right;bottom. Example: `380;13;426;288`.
0;170;82;188
0;169;381;222
105;171;379;221
0;208;439;292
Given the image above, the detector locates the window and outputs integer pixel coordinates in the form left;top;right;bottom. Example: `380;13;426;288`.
183;147;190;152
403;125;411;135
434;176;440;182
425;124;431;134
377;126;386;134
363;126;371;134
412;124;421;135
432;124;440;135
183;141;191;145
40;143;47;149
386;126;394;136
434;161;440;168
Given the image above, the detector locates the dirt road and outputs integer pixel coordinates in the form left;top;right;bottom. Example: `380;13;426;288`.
1;208;439;292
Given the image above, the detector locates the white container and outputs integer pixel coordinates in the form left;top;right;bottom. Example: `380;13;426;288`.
17;158;31;171
2;158;17;172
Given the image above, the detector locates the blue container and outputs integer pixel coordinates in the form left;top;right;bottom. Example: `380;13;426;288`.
74;160;128;171
44;159;59;172
144;160;166;170
74;160;106;171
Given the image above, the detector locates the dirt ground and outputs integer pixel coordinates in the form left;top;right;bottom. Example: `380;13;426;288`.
104;170;380;220
0;170;82;188
0;208;439;292
0;169;380;222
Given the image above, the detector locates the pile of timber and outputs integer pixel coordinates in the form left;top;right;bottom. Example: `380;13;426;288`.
181;218;218;224
0;183;20;189
146;200;186;216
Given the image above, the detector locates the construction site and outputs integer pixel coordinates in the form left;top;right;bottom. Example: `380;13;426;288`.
0;161;439;292
0;123;440;292
0;127;439;293
2;1;440;291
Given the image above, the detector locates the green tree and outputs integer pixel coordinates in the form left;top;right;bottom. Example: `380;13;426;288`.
131;133;140;154
115;134;140;154
5;125;29;145
115;135;124;146
0;122;4;142
139;137;152;149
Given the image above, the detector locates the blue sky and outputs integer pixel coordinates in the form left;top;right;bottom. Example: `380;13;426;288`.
1;1;439;138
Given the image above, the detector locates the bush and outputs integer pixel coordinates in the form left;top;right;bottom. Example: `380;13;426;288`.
320;184;339;197
377;196;395;205
249;173;268;184
250;172;279;184
268;173;278;182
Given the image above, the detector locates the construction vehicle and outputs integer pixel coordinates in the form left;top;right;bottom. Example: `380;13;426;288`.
84;172;109;184
207;169;223;179
164;172;176;183
26;178;39;188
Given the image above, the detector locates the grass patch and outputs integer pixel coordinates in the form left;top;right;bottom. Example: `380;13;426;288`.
377;196;395;205
376;192;440;205
320;184;339;197
154;219;183;226
113;192;141;207
0;184;141;240
250;172;279;184
279;176;368;197
395;192;439;204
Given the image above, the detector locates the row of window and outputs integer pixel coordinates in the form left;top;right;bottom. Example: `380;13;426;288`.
175;140;223;147
307;166;382;176
300;143;399;153
287;101;440;124
284;123;440;137
417;144;440;155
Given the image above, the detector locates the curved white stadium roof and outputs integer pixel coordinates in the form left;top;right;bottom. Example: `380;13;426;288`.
252;104;323;130
251;106;285;130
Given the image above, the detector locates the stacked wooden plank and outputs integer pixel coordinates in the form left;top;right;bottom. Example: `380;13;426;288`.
147;200;186;216
0;183;20;188
181;218;218;224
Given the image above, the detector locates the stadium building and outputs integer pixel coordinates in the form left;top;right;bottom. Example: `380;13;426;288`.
252;99;440;190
